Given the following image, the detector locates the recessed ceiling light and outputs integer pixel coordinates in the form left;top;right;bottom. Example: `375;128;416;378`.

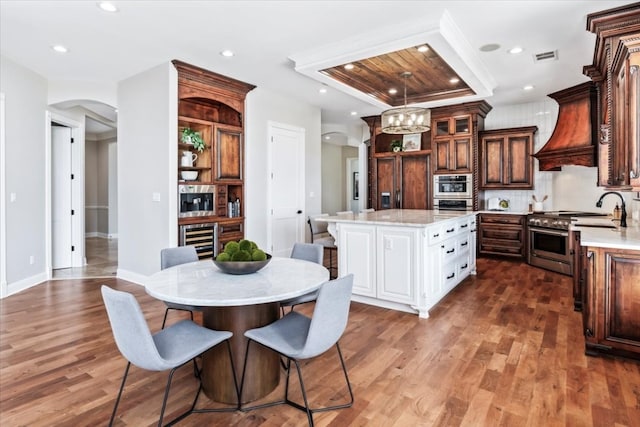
325;135;331;140
97;2;118;12
523;85;534;91
509;46;524;54
449;78;459;84
344;63;355;70
535;111;550;116
388;88;397;95
417;45;429;52
350;111;357;116
479;43;501;52
52;45;68;53
220;50;234;57
319;87;327;94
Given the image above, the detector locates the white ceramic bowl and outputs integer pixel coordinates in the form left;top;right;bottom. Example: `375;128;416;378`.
181;171;198;181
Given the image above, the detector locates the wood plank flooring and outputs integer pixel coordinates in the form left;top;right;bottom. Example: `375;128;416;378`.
1;258;639;426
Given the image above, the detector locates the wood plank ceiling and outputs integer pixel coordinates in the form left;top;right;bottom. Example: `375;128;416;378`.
320;44;474;107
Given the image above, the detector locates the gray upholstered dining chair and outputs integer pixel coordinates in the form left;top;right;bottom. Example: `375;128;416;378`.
101;285;238;427
160;246;202;329
239;274;354;426
307;214;337;279
280;243;324;313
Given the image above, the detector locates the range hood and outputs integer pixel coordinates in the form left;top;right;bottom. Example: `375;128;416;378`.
533;82;598;171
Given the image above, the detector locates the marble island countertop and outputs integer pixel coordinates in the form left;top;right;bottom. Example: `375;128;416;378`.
319;209;474;228
571;217;640;250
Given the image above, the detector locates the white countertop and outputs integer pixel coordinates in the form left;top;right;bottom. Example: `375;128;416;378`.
571;218;640;251
144;257;329;306
476;210;530;215
320;209;475;227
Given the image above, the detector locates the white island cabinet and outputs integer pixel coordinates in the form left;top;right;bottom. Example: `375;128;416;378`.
322;210;477;318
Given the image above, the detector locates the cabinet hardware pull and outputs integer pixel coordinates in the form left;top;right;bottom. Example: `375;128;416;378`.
446;273;455;279
446;248;455;254
461;242;468;246
446;228;455;233
461;263;468;269
433;233;440;238
460;224;468;228
585;328;594;337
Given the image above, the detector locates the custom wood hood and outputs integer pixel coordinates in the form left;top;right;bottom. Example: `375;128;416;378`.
533;81;598;171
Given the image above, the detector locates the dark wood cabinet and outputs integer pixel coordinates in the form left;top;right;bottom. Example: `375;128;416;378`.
432;115;473;174
362;116;432;210
479;126;537;189
375;153;430;210
477;213;526;259
582;246;640;360
174;60;255;256
584;4;640;190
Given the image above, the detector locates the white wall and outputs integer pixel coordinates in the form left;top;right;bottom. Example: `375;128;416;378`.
245;87;322;247
0;55;48;293
117;62;177;280
322;143;343;215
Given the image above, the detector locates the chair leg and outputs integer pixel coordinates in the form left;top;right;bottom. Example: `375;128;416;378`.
108;361;131;427
161;308;170;329
161;308;194;330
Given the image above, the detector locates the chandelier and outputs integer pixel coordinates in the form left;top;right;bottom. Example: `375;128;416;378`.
381;72;431;134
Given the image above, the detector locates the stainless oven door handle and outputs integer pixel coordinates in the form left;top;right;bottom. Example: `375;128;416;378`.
530;227;568;237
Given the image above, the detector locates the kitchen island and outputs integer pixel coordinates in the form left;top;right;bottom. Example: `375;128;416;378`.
320;209;476;318
571;218;640;360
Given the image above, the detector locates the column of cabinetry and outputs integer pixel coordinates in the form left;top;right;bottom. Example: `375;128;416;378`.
174;60;255;257
362;116;431;211
583;4;640;190
581;246;640;360
430;102;492;211
478;213;526;259
479;127;537;189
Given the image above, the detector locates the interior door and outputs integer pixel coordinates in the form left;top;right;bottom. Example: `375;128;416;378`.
269;123;305;257
52;125;72;269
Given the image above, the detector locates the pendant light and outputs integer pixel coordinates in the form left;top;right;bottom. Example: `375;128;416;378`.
381;72;431;134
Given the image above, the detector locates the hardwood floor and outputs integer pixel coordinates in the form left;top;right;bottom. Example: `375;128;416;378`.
1;258;639;426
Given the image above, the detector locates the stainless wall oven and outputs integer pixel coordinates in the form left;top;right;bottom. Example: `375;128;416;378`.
434;174;472;199
434;198;473;211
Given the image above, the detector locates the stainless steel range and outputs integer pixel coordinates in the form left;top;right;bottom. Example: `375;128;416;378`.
527;211;607;275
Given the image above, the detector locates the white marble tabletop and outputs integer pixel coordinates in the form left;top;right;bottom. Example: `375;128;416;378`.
144;257;330;306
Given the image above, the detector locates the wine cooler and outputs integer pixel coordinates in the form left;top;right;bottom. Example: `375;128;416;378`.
179;223;218;259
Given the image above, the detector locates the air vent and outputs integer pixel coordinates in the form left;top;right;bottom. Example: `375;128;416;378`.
533;50;558;62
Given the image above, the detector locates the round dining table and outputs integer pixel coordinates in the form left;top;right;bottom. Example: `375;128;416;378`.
144;256;329;404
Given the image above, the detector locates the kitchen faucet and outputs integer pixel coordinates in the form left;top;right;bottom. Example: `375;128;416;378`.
595;191;627;228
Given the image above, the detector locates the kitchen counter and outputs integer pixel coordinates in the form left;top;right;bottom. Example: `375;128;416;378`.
320;209;477;318
476;210;530;215
571;218;640;251
320;209;473;227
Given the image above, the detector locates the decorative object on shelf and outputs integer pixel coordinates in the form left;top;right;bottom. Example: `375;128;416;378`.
181;170;198;181
181;128;205;153
381;71;430;134
390;140;403;152
402;133;421;151
213;239;271;274
181;150;198;167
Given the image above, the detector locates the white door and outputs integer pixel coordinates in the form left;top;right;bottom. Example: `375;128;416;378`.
269;123;305;257
52;125;73;269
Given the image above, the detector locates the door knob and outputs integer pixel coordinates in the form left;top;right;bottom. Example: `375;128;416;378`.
297;210;303;214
